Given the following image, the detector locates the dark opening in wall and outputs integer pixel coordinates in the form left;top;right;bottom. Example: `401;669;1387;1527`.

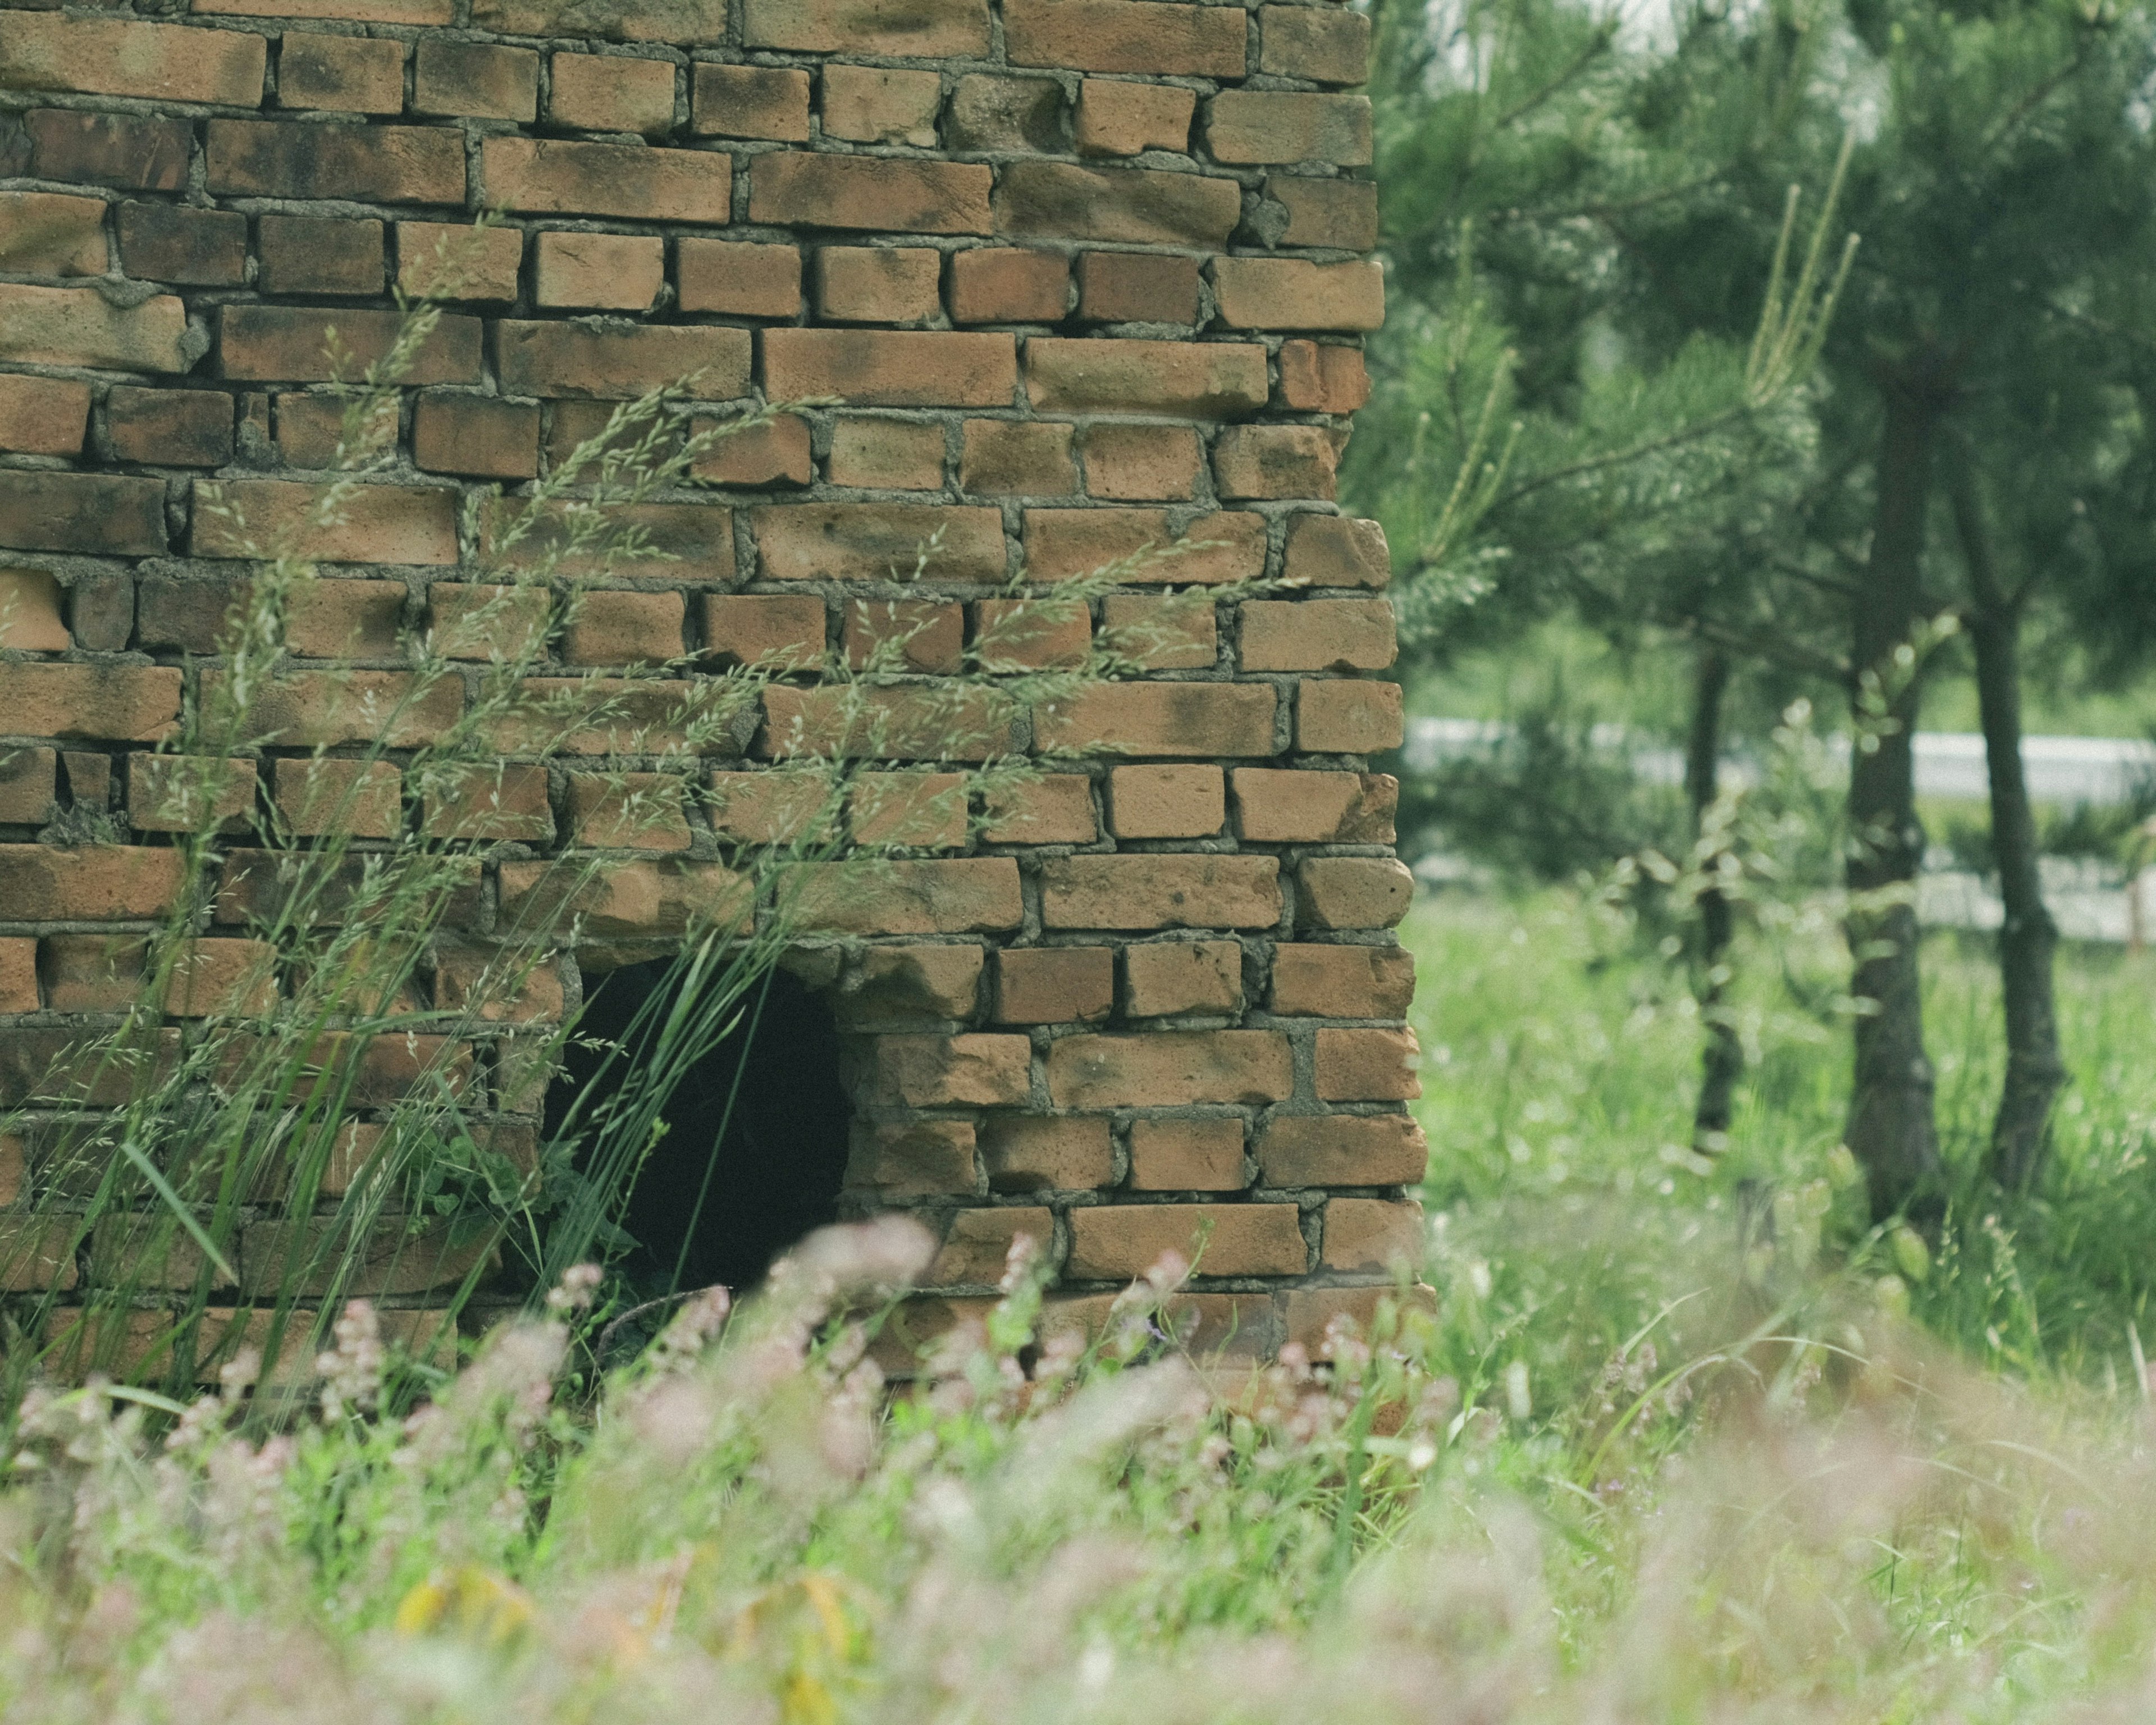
544;961;852;1299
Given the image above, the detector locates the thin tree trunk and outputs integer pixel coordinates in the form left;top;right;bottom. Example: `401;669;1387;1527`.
1947;456;2064;1192
1844;376;1945;1220
1685;645;1742;1151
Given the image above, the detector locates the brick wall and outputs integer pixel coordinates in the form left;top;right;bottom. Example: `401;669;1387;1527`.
0;0;1420;1366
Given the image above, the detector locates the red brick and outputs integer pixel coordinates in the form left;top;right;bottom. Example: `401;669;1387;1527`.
1278;342;1371;414
789;858;1022;934
564;773;691;850
136;573;402;658
1270;942;1414;1017
534;231;665;310
816;247;943;325
397;222;525;303
415;40;538;121
693;412;815;486
766;328;1018;407
202;668;461;749
1283;513;1388;590
167;938;279;1017
126;753;257;834
971;596;1089;668
761;684;1016;760
1035;682;1275;757
473;0;719;40
1214;425;1337;500
491;676;727;754
0;375;89;456
831;419;946;490
1320;1197;1423;1272
996;946;1112;1024
0;570;67;651
497;857;750;936
982;1115;1112;1192
0;747;56;823
0;190;106;276
0;282;187;373
980;774;1096;843
25;108;187;191
241;1219;487;1298
1107;763;1222;838
1021;507;1265;585
272;757;403;837
1067;1204;1303;1279
1208;93;1372;166
948;247;1070;323
497;322;751;399
948;72;1066;151
1248;606;1397;681
846;1119;979;1199
844;597;963;672
1077;250;1201;324
550;53;676;133
743;0;988;56
485;137;728;222
0;664;178;742
823;63;943;146
834;943;985;1028
1040;855;1280;930
1259;6;1371;83
1003;0;1244;76
705;770;832;843
59;750;111;806
1083;423;1201;500
563;589;686;665
704;594;825;669
1214;257;1384;332
192;479;458;565
0;1220;79;1294
1259;1115;1424;1186
868;1033;1031;1107
1297;856;1413;930
39;934;145;1012
749;152;992;235
678;238;802;316
412;394;540;480
1129;1118;1244;1191
207;120;464;203
1075;78;1194;156
117;202;248;285
0;939;34;1014
961;420;1076;496
434;943;567;1021
1123;938;1241;1016
1315;1026;1420;1101
995;162;1240;247
1025;337;1266;418
1269;175;1379;250
752;502;1006;582
207;0;447;21
1098;593;1216;668
107;387;233;467
852;772;969;848
257;215;383;296
275;392;380;467
428;582;549;662
0;471;165;556
0;15;266;105
279;34;406;113
0;845;182;920
1231;768;1395;843
218;304;483;384
689;62;808;140
925;1207;1054;1287
1296;677;1400;753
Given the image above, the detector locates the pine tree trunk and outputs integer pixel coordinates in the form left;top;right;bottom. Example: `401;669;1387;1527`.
1844;376;1945;1220
1948;459;2064;1193
1686;646;1742;1151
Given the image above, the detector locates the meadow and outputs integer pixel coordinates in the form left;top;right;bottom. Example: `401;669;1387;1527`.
7;886;2156;1722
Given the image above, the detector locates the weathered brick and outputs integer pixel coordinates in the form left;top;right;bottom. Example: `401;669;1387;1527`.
1082;423;1202;501
498;857;750;936
117;202;248;285
1269;174;1379;250
1208;93;1372;166
243;1219;487;1298
0;282;186;373
1270;942;1414;1017
1283;513;1388;591
1231;768;1395;843
0;747;57;823
1099;593;1217;668
1296;677;1400;754
1259;6;1371;83
1259;1114;1424;1186
1213;257;1384;332
1320;1196;1424;1271
564;773;690;851
0;1027;181;1106
481;499;736;583
561;588;686;665
1078;250;1202;324
473;0;723;42
762;683;1016;760
1129;1117;1244;1190
497;322;751;399
193;479;458;565
0;570;68;652
168;938;280;1016
534;231;665;310
397;222;526;302
126;752;257;834
1050;1028;1287;1108
1042;1287;1276;1355
0;844;182;920
751;501;1006;581
107;387;233;467
216;848;478;928
1004;0;1244;76
428;582;549;662
257;215;384;296
551;53;676;133
847;772;961;848
980;774;1097;842
423;761;554;842
830;418;946;489
413;394;540;480
1075;78;1194;156
743;0;989;56
414;40;539;122
1242;599;1394;672
1067;1203;1304;1279
434;943;567;1021
204;0;448;23
1297;856;1413;930
995;162;1240;247
705;594;826;669
1022;508;1266;583
693;412;815;486
0;940;34;1014
0;1219;79;1294
0;375;90;456
749;152;992;235
948;74;1066;152
199;668;462;748
1107;763;1223;838
844;597;962;672
272;757;403;837
207;120;465;203
845;1118;978;1198
833;942;984;1026
220;305;482;385
137;573;403;658
789;857;1022;934
1035;682;1275;757
491;676;736;755
1025;337;1267;418
972;596;1089;669
823;63;942;145
278;34;407;113
961;419;1076;496
996;946;1112;1024
689;63;810;140
0;190;106;276
483;136;729;222
816;248;942;325
869;1033;1030;1107
1214;425;1338;500
948;247;1070;323
1315;1025;1420;1101
677;238;803;316
0;15;266;106
925;1206;1054;1286
1124;937;1241;1016
1278;342;1372;415
1042;855;1280;930
0;472;165;556
703;769;829;842
25;109;189;193
982;1115;1112;1192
